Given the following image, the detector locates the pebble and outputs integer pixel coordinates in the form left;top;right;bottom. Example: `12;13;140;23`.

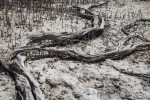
94;83;104;88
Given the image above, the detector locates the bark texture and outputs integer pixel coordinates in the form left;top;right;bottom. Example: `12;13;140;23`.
0;1;150;100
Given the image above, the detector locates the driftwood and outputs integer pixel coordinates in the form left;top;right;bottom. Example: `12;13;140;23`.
0;1;150;100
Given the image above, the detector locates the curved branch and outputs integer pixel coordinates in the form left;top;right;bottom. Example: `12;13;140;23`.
121;18;150;35
12;41;150;63
116;35;150;51
88;0;109;10
73;6;94;16
20;27;104;47
1;2;150;100
111;65;150;80
1;5;106;100
20;6;105;47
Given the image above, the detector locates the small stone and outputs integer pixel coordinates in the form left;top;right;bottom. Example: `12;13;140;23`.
61;90;68;95
39;78;45;84
69;65;76;71
42;67;46;71
94;83;104;88
1;82;6;86
73;92;81;98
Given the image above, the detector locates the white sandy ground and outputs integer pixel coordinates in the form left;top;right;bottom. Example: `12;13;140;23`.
0;0;150;100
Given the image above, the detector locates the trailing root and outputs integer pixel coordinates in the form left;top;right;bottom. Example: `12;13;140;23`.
0;1;150;100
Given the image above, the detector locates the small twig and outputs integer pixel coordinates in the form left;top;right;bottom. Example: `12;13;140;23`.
88;0;109;10
111;65;150;80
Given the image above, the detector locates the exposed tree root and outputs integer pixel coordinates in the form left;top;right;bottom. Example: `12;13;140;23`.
11;35;150;63
111;65;150;80
0;4;106;100
121;18;150;35
88;0;109;10
0;57;45;100
20;6;105;47
0;2;150;100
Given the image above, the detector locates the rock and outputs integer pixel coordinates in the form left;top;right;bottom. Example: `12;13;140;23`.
39;77;45;84
61;90;68;95
1;82;7;86
73;92;82;98
42;67;46;71
69;65;77;71
94;82;104;88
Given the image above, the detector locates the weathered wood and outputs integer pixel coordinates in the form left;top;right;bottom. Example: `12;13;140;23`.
0;56;45;100
1;5;106;100
10;35;150;63
20;6;105;47
88;0;109;10
111;65;150;80
121;18;150;35
1;2;150;100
